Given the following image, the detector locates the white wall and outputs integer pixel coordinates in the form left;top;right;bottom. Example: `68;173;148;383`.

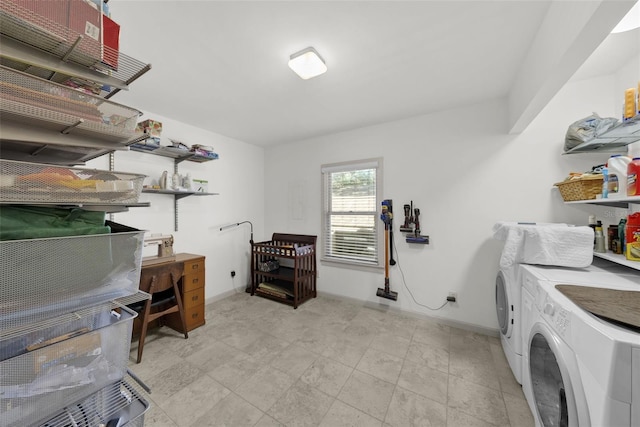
87;111;265;302
263;73;621;332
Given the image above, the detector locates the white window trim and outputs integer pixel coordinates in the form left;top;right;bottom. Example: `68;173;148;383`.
320;157;383;270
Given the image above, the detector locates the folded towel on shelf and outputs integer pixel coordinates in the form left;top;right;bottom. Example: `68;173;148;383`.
493;222;593;269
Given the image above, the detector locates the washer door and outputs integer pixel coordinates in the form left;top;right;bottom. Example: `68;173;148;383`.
529;330;579;427
495;271;511;336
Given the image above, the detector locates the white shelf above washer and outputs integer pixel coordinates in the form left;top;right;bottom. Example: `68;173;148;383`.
593;252;640;271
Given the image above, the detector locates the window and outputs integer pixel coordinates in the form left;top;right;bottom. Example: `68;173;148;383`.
321;158;382;267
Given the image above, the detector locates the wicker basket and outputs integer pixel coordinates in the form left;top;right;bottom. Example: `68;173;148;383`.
554;175;604;201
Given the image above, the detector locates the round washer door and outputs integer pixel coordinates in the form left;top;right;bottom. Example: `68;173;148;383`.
529;329;581;427
495;270;510;336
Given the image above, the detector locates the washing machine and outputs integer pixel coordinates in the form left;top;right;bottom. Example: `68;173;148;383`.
493;222;594;385
495;265;524;383
521;264;640;427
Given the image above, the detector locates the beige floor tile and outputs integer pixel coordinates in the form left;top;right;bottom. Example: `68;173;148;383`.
322;337;369;368
449;329;491;350
255;414;286;426
385;386;447;427
191;392;264;426
449;351;502;391
356;347;403;384
370;333;411;359
130;295;510;427
294;326;337;354
208;352;260;391
412;321;451;350
300;356;353;396
405;341;450;374
319;399;384;427
446;407;499;427
128;337;185;381
337;370;396;421
235;365;297;412
185;340;249;373
503;393;535;427
142;404;179;427
270;343;319;378
220;325;267;351
238;332;290;362
341;322;378;347
144;360;207;405
160;375;231;427
397;359;449;405
267;380;335;427
447;376;510;426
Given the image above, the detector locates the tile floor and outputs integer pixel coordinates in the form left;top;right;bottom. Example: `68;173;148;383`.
128;293;534;427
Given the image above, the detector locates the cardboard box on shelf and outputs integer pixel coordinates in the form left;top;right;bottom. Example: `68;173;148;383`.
34;331;101;374
136;119;163;137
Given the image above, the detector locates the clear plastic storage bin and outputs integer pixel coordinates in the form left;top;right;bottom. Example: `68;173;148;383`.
0;304;136;427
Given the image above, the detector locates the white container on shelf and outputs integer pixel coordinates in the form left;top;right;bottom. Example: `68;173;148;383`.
607;154;631;198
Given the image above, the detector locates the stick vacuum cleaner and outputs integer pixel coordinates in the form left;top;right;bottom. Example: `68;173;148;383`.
377;199;398;301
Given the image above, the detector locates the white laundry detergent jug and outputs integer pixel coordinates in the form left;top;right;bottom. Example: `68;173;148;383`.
607;154;631;197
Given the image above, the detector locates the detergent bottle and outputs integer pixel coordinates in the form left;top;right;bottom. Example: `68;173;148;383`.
607;155;631;197
627;158;640;196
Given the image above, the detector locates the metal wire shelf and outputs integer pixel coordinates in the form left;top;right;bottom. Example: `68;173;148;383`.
39;376;149;427
1;65;141;143
0;1;151;97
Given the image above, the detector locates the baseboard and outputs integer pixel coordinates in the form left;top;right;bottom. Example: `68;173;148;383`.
205;288;243;305
317;290;499;338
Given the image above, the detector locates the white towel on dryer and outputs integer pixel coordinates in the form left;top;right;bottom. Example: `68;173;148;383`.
493;222;593;269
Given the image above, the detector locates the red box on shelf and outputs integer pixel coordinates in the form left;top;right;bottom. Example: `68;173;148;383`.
102;14;120;70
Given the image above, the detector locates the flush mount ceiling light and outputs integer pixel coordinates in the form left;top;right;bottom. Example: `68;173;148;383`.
288;47;327;80
612;1;640;33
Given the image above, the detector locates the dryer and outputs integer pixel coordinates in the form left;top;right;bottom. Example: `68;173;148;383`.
521;264;640;427
495;265;524;384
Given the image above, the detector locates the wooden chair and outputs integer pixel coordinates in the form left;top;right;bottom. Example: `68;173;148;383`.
133;262;188;363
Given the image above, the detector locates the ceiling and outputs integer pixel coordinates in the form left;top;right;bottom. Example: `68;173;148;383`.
110;0;639;147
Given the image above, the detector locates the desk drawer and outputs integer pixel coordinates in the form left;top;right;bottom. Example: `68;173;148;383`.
182;270;204;293
183;288;204;310
184;258;205;275
165;304;204;333
185;305;205;329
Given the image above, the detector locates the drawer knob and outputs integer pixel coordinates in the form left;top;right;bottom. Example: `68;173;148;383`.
192;264;199;270
192;313;199;319
192;278;199;284
192;295;198;301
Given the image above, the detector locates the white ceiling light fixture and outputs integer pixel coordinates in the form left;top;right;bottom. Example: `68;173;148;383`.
288;47;327;80
611;1;640;33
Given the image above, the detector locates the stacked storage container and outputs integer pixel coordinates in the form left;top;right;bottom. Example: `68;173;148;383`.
0;1;152;425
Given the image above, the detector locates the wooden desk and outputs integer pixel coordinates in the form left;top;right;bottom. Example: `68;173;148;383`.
141;253;206;332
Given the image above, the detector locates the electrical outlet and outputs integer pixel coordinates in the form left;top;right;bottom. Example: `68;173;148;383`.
447;292;457;303
230;270;236;278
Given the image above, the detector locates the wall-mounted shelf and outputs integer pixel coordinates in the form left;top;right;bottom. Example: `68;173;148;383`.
563;195;640;208
135;145;219;231
142;188;219;198
564;115;640;154
129;144;218;163
0;2;151;98
593;252;640;271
